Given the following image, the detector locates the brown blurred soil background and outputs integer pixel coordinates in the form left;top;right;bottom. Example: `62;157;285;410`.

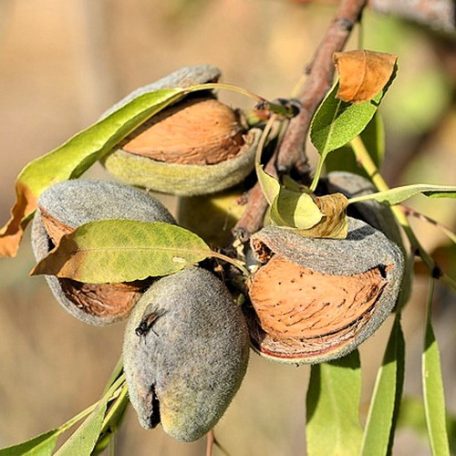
0;1;455;455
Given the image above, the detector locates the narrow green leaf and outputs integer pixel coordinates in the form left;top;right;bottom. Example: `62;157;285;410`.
361;315;405;455
0;430;59;456
256;163;280;205
306;350;363;456
325;112;385;176
398;397;456;454
93;386;129;455
32;221;212;283
55;397;108;456
348;184;456;206
0;87;185;257
310;83;382;158
361;111;385;168
19;89;185;196
270;188;322;230
423;280;450;456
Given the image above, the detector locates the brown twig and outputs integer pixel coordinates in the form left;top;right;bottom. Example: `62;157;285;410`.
278;0;368;174
206;429;230;456
233;0;368;242
206;430;215;456
232;148;278;242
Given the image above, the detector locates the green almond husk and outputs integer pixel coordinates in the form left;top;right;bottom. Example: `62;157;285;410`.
102;128;260;196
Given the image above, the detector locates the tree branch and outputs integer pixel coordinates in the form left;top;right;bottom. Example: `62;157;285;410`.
232;0;368;242
278;0;368;173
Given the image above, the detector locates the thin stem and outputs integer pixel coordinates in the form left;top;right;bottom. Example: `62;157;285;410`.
103;356;123;394
350;136;456;291
309;156;325;192
206;430;215;456
402;205;456;243
188;83;292;118
211;250;250;277
189;82;263;102
206;429;230;456
255;115;277;168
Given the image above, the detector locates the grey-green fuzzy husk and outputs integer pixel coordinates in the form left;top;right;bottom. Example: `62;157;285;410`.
325;171;403;247
325;171;412;308
249;217;404;364
123;268;249;442
31;180;175;326
101;65;221;118
102;128;260;196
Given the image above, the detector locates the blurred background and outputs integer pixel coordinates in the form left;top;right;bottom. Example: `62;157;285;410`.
0;0;455;454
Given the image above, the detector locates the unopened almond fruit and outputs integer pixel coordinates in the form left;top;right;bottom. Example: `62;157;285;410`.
123;267;249;441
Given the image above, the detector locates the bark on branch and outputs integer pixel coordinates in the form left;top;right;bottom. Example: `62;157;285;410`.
233;0;368;242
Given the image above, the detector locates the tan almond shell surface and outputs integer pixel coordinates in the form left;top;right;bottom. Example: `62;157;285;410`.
248;217;404;364
102;128;260;196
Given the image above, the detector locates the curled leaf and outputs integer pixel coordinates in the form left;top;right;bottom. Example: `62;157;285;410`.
256;163;280;205
298;193;349;239
334;50;397;103
270;188;322;230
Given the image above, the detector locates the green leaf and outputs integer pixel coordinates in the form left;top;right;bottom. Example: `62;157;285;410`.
256;163;280;205
310;83;382;157
361;315;405;455
19;89;184;195
93;386;129;455
306;351;363;456
270;188;322;230
0;87;185;257
0;430;59;456
423;280;450;456
282;175;305;192
348;184;456;206
361;111;385;168
325;112;385;176
55;397;109;456
31;221;212;283
398;397;456;454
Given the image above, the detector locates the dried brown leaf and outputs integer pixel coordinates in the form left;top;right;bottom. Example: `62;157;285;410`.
297;193;348;239
0;182;36;257
334;50;397;103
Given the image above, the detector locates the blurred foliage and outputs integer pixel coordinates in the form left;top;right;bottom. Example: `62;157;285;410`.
0;1;455;455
